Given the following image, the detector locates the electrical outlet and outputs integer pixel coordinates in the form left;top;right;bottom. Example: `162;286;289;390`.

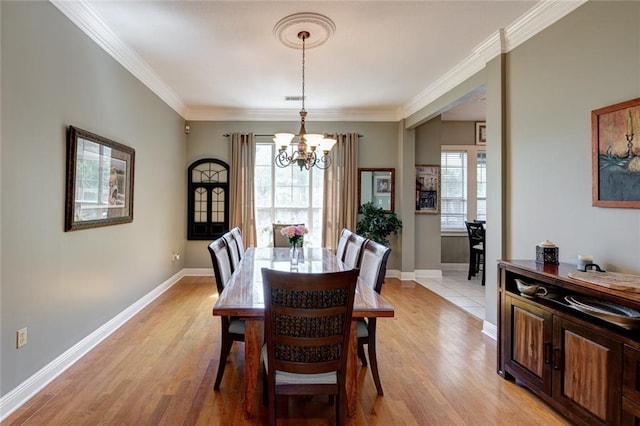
171;252;180;261
17;328;27;348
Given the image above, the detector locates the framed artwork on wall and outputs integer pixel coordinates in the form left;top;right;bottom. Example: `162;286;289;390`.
475;122;486;145
592;97;640;208
65;126;135;231
415;165;440;214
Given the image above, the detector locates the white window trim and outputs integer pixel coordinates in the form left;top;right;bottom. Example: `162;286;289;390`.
441;144;486;233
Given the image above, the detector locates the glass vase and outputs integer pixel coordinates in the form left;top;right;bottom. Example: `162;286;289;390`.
290;244;299;266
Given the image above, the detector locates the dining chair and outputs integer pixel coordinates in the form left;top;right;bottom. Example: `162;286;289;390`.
342;232;368;269
230;227;245;256
356;239;391;396
261;268;359;426
335;228;352;261
465;221;485;286
222;230;241;272
272;223;305;248
207;237;245;390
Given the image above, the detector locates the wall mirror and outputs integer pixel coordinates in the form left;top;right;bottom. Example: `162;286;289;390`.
358;168;395;213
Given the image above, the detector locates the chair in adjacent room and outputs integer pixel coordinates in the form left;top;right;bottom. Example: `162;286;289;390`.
335;228;352;262
272;223;305;248
356;239;391;396
465;221;485;286
342;232;368;269
261;268;359;426
207;237;245;389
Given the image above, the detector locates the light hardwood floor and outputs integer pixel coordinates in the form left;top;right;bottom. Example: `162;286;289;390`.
3;276;570;425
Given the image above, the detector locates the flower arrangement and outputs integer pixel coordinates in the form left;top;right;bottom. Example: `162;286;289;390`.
279;224;309;247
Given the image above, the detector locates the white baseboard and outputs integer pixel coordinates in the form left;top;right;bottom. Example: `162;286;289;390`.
415;269;443;279
482;320;497;340
0;270;186;422
441;263;467;271
400;271;415;281
185;267;213;276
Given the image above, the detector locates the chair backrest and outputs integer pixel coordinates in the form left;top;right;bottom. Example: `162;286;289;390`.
342;233;368;269
207;237;233;295
272;223;305;248
465;221;485;248
230;227;245;255
335;228;352;262
222;231;241;271
358;239;392;294
262;268;359;376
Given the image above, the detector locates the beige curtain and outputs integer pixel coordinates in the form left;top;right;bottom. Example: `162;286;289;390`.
322;133;359;251
229;133;257;247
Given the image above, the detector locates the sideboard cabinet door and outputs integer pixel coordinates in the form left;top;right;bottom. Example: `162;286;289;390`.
553;317;622;424
504;295;553;395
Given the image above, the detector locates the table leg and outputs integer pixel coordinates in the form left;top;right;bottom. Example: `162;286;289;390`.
346;321;358;416
243;318;263;418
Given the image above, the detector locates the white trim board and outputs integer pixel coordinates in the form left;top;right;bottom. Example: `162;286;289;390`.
0;270;186;421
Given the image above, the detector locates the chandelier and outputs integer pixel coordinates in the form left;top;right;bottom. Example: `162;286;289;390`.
273;22;336;170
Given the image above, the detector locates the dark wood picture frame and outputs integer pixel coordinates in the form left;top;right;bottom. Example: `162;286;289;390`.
592;97;640;208
475;122;486;145
65;126;135;231
415;165;440;214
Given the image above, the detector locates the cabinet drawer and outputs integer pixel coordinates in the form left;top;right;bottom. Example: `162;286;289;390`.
624;345;640;406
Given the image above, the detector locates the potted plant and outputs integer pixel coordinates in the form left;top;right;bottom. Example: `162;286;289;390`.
356;202;403;246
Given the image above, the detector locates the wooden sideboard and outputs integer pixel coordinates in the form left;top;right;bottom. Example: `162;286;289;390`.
498;260;640;425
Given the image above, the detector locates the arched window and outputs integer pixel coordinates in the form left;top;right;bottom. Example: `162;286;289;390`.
188;159;229;240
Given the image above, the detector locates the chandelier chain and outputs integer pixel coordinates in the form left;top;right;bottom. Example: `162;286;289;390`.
301;33;306;112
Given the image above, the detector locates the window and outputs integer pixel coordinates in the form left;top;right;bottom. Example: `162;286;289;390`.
254;141;324;247
187;159;229;240
441;146;486;230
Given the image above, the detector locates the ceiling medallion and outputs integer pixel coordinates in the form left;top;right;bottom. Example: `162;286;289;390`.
272;13;337;170
273;12;336;50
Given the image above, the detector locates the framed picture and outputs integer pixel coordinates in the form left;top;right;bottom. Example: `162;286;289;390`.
374;175;392;195
415;165;440;214
65;126;135;231
592;97;640;208
475;122;486;145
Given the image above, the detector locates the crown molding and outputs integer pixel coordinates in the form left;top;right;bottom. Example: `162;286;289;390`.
504;0;587;52
185;107;401;122
52;0;586;123
404;0;586;118
50;0;187;118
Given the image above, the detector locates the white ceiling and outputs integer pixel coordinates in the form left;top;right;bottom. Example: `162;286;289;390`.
52;1;584;122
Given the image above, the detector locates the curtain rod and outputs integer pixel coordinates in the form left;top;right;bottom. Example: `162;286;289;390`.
222;133;363;137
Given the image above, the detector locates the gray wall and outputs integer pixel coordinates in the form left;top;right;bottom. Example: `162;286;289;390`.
506;1;640;272
415;119;478;266
185;120;400;269
1;2;186;395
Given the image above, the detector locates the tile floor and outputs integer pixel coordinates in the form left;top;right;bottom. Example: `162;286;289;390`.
414;269;486;320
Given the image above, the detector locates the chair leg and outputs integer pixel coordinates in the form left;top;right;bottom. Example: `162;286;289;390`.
213;332;233;390
336;388;345;426
262;366;268;406
268;387;277;426
367;321;383;396
357;340;368;366
467;251;475;280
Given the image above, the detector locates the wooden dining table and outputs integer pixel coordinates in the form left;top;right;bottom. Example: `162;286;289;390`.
212;247;395;418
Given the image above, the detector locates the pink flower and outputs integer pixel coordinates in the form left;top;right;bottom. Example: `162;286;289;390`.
280;225;309;238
